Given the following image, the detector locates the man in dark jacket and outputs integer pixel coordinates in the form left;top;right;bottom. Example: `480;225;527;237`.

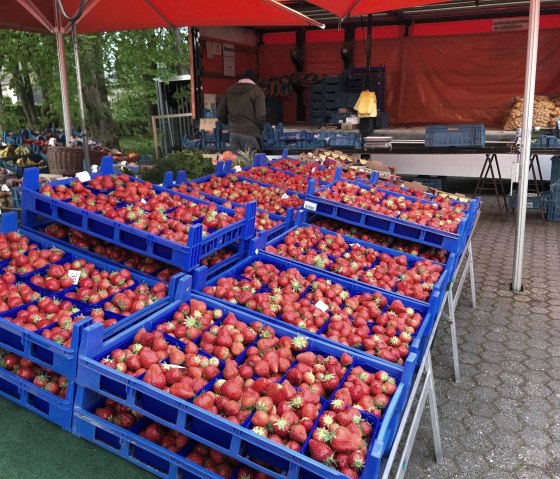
217;70;266;155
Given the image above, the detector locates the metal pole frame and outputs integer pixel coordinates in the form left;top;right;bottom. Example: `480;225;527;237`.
71;21;90;172
55;30;73;146
512;0;541;292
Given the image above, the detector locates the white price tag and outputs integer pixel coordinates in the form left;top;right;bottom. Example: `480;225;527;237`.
67;269;81;285
233;165;242;173
281;193;289;200
120;160;127;167
75;171;91;182
1;185;9;192
254;249;259;255
141;198;147;204
315;300;329;312
164;364;186;369
311;167;316;174
303;201;317;211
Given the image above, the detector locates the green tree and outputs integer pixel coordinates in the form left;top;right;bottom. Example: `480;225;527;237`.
0;27;188;145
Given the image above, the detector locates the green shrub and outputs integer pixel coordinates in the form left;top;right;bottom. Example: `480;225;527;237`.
138;150;214;184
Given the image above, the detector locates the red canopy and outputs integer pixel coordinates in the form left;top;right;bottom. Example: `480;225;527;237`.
1;0;323;34
304;0;452;19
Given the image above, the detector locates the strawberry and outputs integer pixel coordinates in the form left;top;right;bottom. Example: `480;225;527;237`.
271;417;291;438
308;439;335;465
163;365;182;384
295;351;316;366
253;359;270;377
220;377;243;401
168;346;185;365
263;350;279;374
125;354;142;371
144;364;166;389
138;348;159;369
144;423;165;443
222;360;239;379
193;391;215;410
349;450;366;471
330;425;362;453
289;423;308;444
340;352;353;367
265;382;288;403
251;410;269;428
290;336;308;352
169;382;194;400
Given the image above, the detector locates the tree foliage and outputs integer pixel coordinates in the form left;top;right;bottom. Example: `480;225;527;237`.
0;27;188;145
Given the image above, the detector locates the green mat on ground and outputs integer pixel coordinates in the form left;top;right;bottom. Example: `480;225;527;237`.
0;396;154;479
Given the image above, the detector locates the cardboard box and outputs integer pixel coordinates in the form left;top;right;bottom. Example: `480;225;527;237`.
199;118;218;132
338;107;353;113
401;180;429;192
204;94;217;110
364;159;396;175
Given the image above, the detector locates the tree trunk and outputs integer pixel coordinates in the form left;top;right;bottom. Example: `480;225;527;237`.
80;37;119;148
0;92;5;132
171;27;188;76
12;66;39;129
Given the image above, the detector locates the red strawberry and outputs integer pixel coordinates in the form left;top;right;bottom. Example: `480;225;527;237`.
193;391;215;410
308;439;335;464
253;359;270;377
144;423;164;443
296;351;316;366
169;382;194;400
168;346;185;365
138;348;159;369
340;352;353;367
144;364;166;389
330;425;362;453
265;382;288;403
220;377;243;401
289;423;307;444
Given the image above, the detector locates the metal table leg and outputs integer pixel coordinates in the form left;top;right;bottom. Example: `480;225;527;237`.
468;240;477;309
393;353;443;479
447;287;461;383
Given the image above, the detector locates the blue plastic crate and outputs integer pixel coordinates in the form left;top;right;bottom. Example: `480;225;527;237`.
21;159;256;271
76;291;412;479
508;191;549;212
0;365;75;431
306;179;479;254
0;212;187;378
413;176;445;190
548;200;560;221
260;223;452;307
73;389;222;479
167;167;302;219
425;124;485;147
193;251;440;369
551;156;560;184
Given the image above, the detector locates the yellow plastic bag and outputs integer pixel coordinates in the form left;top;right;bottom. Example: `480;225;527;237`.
354;90;377;118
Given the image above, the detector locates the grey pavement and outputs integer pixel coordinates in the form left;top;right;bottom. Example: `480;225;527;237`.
403;195;560;479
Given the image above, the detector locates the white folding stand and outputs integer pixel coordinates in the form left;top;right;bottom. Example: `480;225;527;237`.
381;227;478;478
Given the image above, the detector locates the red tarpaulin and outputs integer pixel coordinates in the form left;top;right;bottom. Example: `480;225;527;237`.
1;0;323;34
302;0;452;18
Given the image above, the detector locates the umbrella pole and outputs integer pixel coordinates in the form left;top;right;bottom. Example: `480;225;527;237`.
512;0;541;292
55;31;72;147
71;21;91;172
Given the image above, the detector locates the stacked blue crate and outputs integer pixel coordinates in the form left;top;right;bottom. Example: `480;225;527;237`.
0;212;187;430
21;157;256;271
74;279;414;479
